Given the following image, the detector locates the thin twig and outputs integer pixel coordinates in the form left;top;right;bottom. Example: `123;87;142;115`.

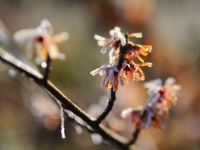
43;52;51;83
125;128;141;148
95;87;116;124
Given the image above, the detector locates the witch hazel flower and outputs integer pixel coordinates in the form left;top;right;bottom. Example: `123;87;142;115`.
14;19;69;64
94;26;152;64
121;77;181;129
91;27;152;91
94;26;144;63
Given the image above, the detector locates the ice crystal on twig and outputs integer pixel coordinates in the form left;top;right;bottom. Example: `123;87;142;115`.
57;101;66;139
60;106;66;139
14;19;69;64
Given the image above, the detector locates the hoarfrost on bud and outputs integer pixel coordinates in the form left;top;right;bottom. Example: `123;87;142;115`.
94;34;106;46
91;133;103;145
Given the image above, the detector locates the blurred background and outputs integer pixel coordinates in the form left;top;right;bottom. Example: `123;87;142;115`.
0;0;200;150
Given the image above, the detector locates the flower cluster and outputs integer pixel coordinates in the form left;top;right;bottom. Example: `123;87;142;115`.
14;19;69;64
121;77;181;129
91;27;152;91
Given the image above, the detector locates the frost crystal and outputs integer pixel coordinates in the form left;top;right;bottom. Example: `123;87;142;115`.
57;101;66;139
60;106;66;139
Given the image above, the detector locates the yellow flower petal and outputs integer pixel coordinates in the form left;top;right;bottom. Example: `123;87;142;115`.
52;32;69;43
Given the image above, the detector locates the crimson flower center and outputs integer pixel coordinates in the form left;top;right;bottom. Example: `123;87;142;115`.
36;36;44;43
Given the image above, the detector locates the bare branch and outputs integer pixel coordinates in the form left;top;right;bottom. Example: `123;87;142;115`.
0;48;131;150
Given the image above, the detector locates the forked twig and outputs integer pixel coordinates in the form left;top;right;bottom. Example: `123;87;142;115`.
0;48;138;150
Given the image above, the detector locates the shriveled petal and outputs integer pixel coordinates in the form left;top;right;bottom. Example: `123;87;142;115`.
35;43;48;63
94;34;106;41
90;70;98;77
90;68;101;76
128;33;143;38
47;43;65;60
142;45;152;53
90;64;107;76
25;40;34;59
101;38;114;54
144;79;162;91
118;75;125;86
52;32;69;43
13;29;36;44
140;62;153;67
134;66;145;81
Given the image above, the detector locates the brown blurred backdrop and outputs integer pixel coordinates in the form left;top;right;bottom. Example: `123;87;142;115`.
0;0;200;150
